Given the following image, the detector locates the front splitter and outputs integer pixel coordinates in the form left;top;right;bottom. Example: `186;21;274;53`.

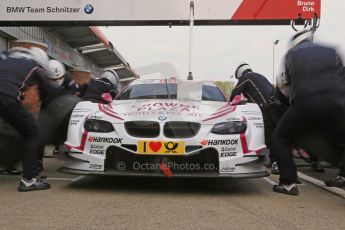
59;167;269;178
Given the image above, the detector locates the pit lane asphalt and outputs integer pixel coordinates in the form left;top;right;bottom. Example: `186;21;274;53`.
0;158;344;230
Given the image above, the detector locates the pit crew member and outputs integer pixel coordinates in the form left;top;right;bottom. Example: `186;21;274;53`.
230;63;280;172
81;70;119;103
272;29;345;195
0;46;52;191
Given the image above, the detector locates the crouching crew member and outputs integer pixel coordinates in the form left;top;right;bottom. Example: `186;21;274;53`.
0;47;53;192
36;59;81;172
42;59;81;107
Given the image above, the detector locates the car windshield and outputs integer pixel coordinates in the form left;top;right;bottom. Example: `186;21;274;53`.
118;83;226;102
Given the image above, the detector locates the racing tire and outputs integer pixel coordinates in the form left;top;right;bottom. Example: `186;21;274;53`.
38;95;81;145
0;95;81;168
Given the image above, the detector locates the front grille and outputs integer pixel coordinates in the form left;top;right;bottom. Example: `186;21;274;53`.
163;122;201;138
125;121;160;138
105;146;219;174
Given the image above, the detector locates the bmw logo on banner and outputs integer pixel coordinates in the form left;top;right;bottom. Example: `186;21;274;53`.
84;4;94;14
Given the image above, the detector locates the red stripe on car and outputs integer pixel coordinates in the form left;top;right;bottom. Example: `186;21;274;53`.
202;106;236;122
65;130;89;151
98;104;124;120
240;133;266;155
211;106;235;116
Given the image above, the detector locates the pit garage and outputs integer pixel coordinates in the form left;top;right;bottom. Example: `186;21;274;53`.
0;26;137;83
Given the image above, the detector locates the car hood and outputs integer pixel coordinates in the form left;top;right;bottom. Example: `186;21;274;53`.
104;99;232;122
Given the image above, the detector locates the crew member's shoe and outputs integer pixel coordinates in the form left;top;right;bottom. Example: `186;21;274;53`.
325;176;345;188
0;167;23;175
273;183;299;195
311;161;325;173
18;178;51;192
271;162;280;175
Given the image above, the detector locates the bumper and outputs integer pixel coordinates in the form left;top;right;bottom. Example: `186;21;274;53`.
58;145;269;178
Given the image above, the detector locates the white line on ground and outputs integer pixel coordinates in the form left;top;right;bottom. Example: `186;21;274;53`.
71;175;86;182
297;172;345;199
45;177;75;181
262;177;276;185
262;175;305;186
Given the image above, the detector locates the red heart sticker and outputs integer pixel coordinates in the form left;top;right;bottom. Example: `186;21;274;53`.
149;142;162;152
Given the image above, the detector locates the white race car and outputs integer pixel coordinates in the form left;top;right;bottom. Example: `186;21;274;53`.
59;79;269;178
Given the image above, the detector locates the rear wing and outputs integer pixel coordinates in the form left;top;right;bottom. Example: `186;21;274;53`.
0;0;320;26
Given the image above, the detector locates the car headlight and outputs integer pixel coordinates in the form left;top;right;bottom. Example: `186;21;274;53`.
84;119;114;133
211;121;247;135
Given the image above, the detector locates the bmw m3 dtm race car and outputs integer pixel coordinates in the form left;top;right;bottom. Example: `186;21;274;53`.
60;79;269;178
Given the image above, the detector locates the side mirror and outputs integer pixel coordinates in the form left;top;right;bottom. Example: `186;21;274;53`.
101;93;113;104
230;94;246;106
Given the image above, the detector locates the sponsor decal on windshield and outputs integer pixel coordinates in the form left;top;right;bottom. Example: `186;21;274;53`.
159;79;177;83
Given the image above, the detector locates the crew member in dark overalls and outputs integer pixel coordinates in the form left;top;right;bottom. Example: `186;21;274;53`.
37;59;81;171
42;59;81;107
81;69;119;103
0;47;53;191
230;63;279;171
272;29;345;195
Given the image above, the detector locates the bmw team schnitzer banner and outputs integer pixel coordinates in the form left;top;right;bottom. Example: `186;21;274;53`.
0;0;320;25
